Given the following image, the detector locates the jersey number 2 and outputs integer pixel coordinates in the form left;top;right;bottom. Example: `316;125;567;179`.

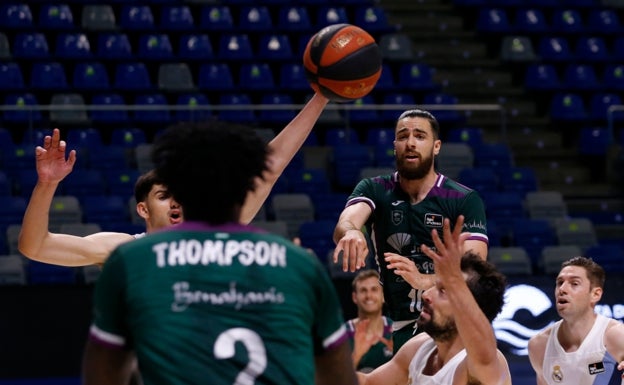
214;328;267;385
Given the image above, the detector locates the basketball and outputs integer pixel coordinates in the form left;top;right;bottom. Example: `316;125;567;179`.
303;24;382;102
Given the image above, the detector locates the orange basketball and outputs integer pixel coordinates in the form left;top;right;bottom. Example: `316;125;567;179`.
303;24;382;102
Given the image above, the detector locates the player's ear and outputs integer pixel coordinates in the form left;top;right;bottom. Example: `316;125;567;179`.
136;201;149;219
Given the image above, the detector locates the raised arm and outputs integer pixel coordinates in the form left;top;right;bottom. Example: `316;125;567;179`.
422;216;510;385
332;201;373;272
18;128;134;266
240;93;329;224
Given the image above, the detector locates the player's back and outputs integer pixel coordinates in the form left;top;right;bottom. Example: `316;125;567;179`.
95;222;346;385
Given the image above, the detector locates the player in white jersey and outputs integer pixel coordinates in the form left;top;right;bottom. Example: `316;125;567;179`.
528;256;624;385
18;93;329;266
357;216;511;385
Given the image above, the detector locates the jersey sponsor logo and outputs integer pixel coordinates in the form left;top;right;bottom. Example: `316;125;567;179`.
171;281;285;311
391;210;404;225
153;239;287;268
588;361;605;375
387;232;412;252
391;200;404;206
424;213;443;228
463;219;487;232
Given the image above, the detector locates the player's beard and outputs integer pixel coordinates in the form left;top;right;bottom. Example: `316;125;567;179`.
417;311;458;342
396;150;434;180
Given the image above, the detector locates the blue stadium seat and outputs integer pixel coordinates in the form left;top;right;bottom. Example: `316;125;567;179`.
97;33;132;59
133;93;170;123
60;169;105;199
613;37;624;62
104;168;141;197
365;128;394;147
577;127;611;155
538;36;573;62
397;63;437;92
586;9;621;35
514;8;548;34
27;261;77;285
380;92;416;122
257;34;293;61
325;128;360;146
258;93;296;124
120;5;154;30
574;36;610;63
310;192;349;222
354;6;394;33
375;63;396;91
317;6;349;27
277;6;311;32
499;166;538;195
239;6;273;31
217;34;253;61
332;144;374;188
30;62;68;90
198;63;235;91
524;63;561;91
73;62;109;90
56;33;92;59
0;62;25;90
476;8;511;33
114;62;152;91
39;4;74;30
549;92;588;121
175;93;212;122
602;64;624;91
423;93;465;125
200;5;234;31
589;93;623;121
289;168;332;195
0;4;32;29
88;145;129;172
279;63;309;91
160;5;194;30
90;94;129;123
3;93;42;123
239;63;275;90
13;33;49;58
473;143;514;174
218;93;255;122
346;95;380;123
458;167;499;195
585;244;624;273
483;191;526;222
551;9;584;34
81;195;129;228
110;127;147;149
178;34;214;60
298;220;336;263
0;170;11;196
562;64;601;91
446;127;484;148
138;34;173;60
512;218;556;267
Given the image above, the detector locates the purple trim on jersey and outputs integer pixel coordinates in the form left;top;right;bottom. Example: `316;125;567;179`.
164;221;268;234
324;325;349;351
428;174;472;199
370;171;398;190
346;196;376;211
88;325;126;349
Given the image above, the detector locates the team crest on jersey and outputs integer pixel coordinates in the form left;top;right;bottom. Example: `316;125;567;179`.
551;365;563;383
588;361;605;375
392;210;404;225
424;213;443;228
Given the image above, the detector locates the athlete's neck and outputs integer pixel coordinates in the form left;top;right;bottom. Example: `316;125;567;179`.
399;172;439;204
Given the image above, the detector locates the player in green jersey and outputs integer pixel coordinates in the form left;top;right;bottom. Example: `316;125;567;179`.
82;121;358;385
345;269;393;372
332;109;489;352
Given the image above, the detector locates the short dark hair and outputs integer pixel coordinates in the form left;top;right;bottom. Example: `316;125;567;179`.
561;256;606;289
351;269;380;292
134;169;165;203
151;121;270;224
396;109;440;139
461;252;507;322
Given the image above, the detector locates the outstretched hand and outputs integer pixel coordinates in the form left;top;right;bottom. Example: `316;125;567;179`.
35;128;76;184
385;253;434;290
420;215;470;283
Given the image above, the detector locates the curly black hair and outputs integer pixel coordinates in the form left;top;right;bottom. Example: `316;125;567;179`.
151;121;270;224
